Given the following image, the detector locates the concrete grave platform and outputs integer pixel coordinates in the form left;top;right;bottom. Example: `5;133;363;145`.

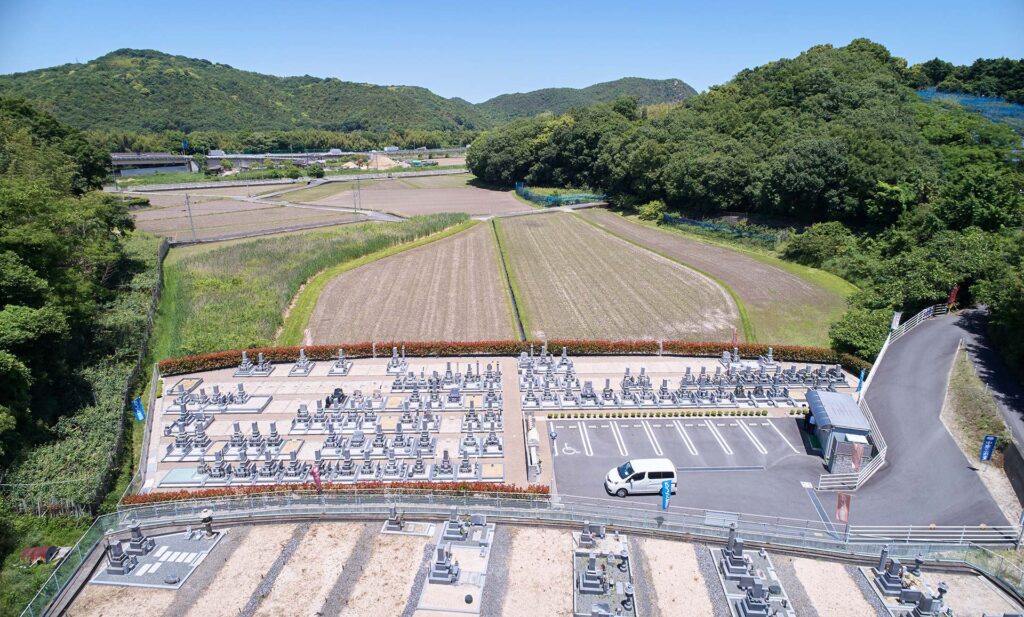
90;530;224;589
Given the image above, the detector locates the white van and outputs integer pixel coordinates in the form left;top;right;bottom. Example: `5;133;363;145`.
604;458;677;497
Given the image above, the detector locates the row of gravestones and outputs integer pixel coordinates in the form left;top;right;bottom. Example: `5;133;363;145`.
235;348;352;378
391;361;503;393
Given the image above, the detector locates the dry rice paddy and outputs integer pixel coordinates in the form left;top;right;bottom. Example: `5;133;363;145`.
309;222;516;344
498;213;741;341
579;209;851;345
307;174;528;217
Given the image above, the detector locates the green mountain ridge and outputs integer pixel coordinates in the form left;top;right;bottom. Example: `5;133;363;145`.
0;49;695;134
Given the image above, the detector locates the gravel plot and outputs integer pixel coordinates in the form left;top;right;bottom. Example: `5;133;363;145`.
318;523;376;617
695;544;731;617
579;209;848;346
134;201;363;242
313;177;527;217
500;527;573;616
335;532;429;617
498;213;740;341
940;572;1023;616
309;222;517;343
791;557;876;617
239;524;310;617
157;527;252;617
479;525;512;616
771;555;820;617
399;542;435;617
637;538;715;617
627;536;658;617
253;523;364;617
68;582;176;617
184;524;296;617
843;564;891;617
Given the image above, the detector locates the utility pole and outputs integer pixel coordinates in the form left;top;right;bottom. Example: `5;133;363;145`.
185;193;198;243
353;178;361;212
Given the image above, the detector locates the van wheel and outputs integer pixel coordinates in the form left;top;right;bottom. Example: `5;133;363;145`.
615;488;628;498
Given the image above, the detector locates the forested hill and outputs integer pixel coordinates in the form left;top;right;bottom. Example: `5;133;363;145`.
477;77;696;120
0;49;694;135
908;57;1024;104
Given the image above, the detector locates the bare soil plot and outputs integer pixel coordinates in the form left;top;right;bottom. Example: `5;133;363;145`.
280;181;375;204
133;199;364;241
579;209;849;346
309;223;516;343
67;584;175;617
791;558;874;617
501;527;572;616
184;524;295;617
254;523;363;617
939;572;1023;617
499;213;740;341
638;538;714;615
311;177;527;217
336;532;427;617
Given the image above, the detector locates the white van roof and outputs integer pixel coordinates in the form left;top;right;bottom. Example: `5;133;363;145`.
628;458;675;472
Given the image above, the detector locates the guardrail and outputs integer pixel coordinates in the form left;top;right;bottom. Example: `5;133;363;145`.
20;489;1024;616
890;304;948;343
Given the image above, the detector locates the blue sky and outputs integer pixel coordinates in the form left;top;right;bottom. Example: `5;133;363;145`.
1;0;1022;103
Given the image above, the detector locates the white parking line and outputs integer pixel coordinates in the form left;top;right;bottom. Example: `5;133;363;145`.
578;422;594;457
609;422;629;456
769;420;801;454
737;420;768;454
703;420;734;455
672;420;699;456
641;421;664;456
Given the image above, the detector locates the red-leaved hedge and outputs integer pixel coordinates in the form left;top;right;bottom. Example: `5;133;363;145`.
158;339;872;376
121;481;550;505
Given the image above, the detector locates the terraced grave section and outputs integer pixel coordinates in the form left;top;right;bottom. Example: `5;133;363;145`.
579;209;851;346
497;213;740;341
309;222;517;343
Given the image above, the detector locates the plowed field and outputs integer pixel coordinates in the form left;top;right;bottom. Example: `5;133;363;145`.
309;222;516;343
579;209;851;345
306;174;528;217
497;213;740;341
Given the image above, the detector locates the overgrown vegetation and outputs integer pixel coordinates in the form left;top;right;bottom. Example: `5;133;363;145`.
467;40;1024;369
908;57;1024;104
945;351;1012;467
153;214;468;360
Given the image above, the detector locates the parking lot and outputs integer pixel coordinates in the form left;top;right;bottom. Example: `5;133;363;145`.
549;415;833;521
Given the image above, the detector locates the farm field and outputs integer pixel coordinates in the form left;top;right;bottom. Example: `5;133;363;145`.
152;214;467;359
309;222;516;343
497;213;740;341
306;174;529;217
578;208;854;346
277;180;376;204
132;197;365;242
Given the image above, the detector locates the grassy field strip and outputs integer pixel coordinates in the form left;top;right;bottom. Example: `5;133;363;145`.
573;212;754;342
491;219;528;340
277;220;480;345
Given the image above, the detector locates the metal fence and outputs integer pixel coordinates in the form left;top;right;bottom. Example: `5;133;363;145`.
890;304;948;343
115;168;469;193
515;182;606;206
662;213;779;246
21;489;1024;616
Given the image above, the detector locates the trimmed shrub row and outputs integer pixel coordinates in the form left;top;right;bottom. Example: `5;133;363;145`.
158;339;873;376
547;409;773;419
122;481;550;506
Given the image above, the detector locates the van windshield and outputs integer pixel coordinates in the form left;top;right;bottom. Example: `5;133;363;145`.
616;462;634;479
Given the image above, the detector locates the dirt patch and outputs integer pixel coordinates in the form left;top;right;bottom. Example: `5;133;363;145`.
254;523;363;617
940;572;1023;616
639;538;714;616
312;179;527;217
309;223;516;343
501;527;572;616
792;557;874;616
499;213;740;341
67;584;176;617
184;524;295;617
579;209;846;345
335;532;427;617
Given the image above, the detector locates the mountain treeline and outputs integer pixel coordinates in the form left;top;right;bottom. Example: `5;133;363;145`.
467;39;1024;373
908;57;1024;104
0;49;694;154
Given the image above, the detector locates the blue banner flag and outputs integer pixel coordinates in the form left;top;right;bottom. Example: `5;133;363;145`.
856;368;865;392
980;434;998;462
661;480;672;510
132;397;146;421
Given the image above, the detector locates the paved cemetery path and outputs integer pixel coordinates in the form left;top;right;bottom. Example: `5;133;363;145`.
855;312;1009;526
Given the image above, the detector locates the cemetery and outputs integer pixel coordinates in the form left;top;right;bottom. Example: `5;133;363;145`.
65;516;1024;617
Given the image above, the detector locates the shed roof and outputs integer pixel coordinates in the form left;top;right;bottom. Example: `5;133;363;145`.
806;390;871;433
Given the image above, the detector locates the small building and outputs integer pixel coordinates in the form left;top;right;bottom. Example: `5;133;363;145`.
207;149;227;158
383;145;399;152
806;390;873;472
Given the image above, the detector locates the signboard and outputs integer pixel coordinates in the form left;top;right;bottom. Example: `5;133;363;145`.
661;480;672;511
835;492;851;524
980;434;998;462
851;443;864;472
131;397;145;422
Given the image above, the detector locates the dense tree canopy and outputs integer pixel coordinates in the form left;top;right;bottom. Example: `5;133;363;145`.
908;57;1024;104
468;39;1024;372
